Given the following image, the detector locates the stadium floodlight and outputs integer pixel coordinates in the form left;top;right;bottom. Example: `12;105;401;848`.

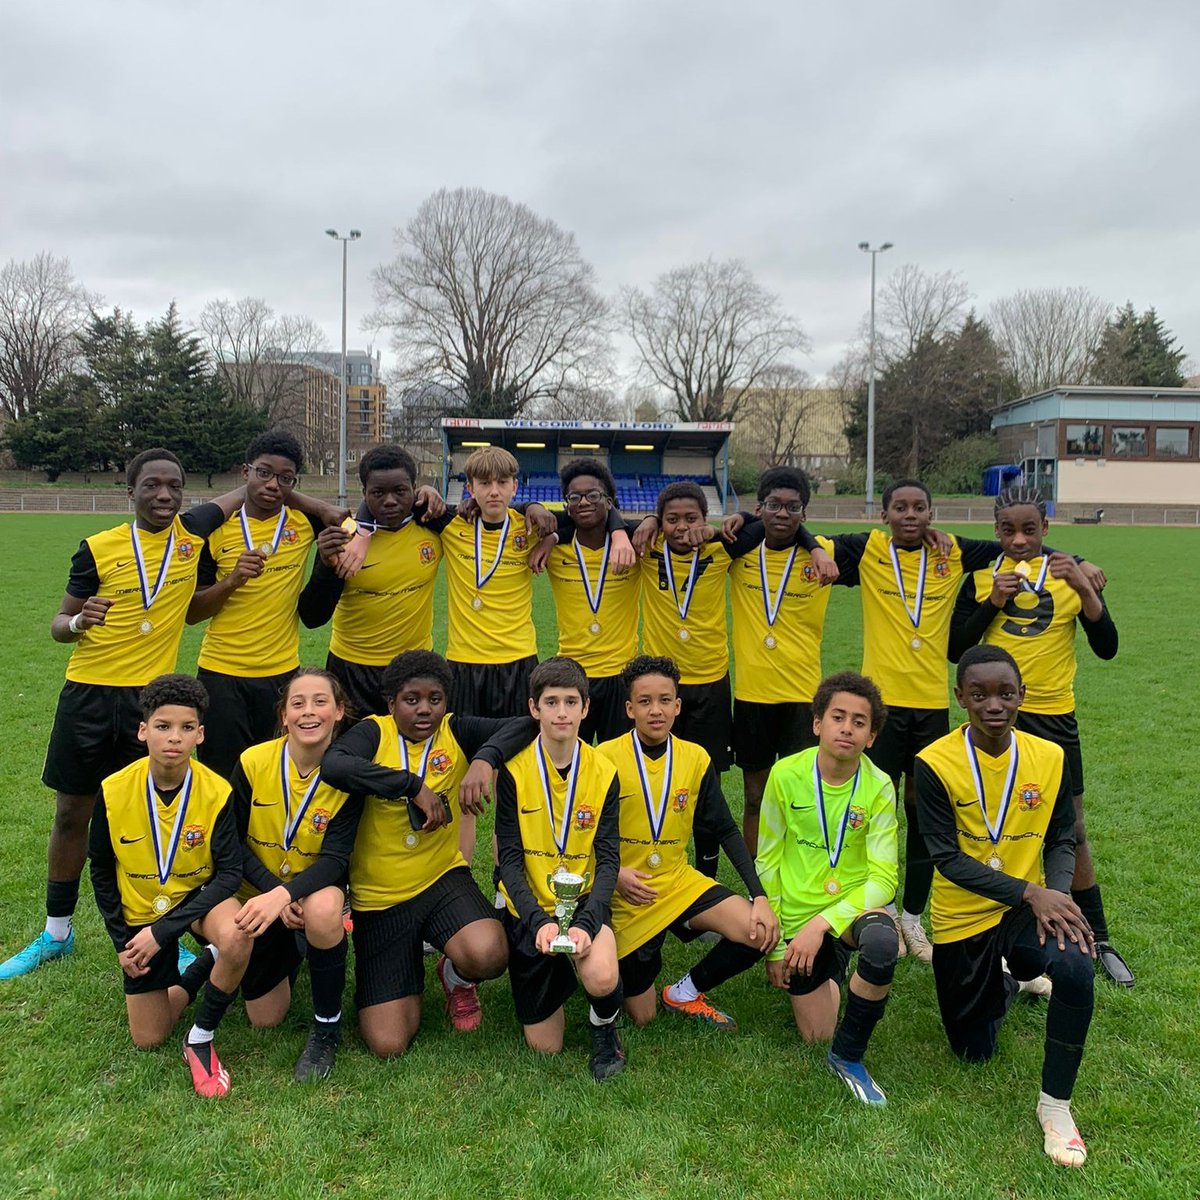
858;240;894;516
326;227;363;506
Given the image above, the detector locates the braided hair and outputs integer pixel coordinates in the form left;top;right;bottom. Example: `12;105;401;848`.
994;484;1046;520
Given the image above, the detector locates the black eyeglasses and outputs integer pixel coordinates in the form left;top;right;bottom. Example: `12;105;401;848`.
250;465;299;488
566;489;609;506
762;499;803;514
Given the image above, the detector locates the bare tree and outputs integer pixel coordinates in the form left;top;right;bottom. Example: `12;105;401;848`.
989;287;1111;393
625;259;808;423
0;253;96;421
878;263;971;359
369;188;611;418
737;365;818;467
531;384;621;423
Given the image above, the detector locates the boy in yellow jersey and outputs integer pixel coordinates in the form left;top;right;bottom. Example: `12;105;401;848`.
948;486;1130;988
321;650;534;1056
531;458;640;743
495;657;626;1081
188;429;342;778
916;645;1095;1168
88;675;252;1098
298;445;448;718
1;450;245;983
231;669;357;1082
756;672;900;1106
599;656;779;1030
729;467;835;856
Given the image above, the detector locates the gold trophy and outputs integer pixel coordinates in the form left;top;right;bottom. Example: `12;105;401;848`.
546;866;590;954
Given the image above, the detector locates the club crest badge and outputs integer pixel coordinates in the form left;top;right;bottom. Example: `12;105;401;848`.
182;825;206;851
1018;783;1042;811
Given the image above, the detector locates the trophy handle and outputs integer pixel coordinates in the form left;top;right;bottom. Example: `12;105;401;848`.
582;871;591;891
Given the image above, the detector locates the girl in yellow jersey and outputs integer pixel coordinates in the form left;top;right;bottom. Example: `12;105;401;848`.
230;668;356;1082
948;486;1129;989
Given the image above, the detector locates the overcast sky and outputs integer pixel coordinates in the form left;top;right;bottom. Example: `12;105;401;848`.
3;1;1198;389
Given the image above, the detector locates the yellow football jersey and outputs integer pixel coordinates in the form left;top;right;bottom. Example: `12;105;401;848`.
640;538;733;685
731;536;834;704
858;529;962;709
197;508;316;676
348;715;470;909
98;757;232;927
65;516;207;687
236;736;353;899
330;523;442;665
441;510;539;664
973;557;1083;714
917;725;1065;943
498;738;618;919
546;535;640;677
596;732;716;957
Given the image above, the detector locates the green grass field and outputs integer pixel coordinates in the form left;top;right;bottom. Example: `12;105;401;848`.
1;517;1197;1200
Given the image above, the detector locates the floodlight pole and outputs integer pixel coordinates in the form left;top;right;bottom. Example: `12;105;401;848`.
326;227;361;506
859;240;893;517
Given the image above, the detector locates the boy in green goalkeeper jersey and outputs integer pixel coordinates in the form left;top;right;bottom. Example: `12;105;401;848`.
756;672;899;1105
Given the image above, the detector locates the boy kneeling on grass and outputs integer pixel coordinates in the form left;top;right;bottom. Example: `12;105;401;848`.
495;657;626;1082
755;671;900;1106
89;675;251;1098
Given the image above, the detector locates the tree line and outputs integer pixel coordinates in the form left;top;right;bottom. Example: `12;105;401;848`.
0;188;1190;484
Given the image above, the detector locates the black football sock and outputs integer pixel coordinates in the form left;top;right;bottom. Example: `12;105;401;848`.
179;947;215;1004
1071;884;1109;943
901;803;933;914
587;982;624;1024
1043;994;1092;1100
689;938;762;993
46;878;80;919
830;991;888;1063
308;938;348;1022
188;983;237;1071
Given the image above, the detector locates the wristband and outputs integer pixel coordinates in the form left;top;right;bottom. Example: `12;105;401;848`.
68;612;85;635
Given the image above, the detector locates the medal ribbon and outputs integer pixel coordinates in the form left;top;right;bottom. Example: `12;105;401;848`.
888;540;927;630
145;767;193;886
991;553;1050;594
279;742;324;851
812;758;860;873
963;726;1020;845
759;542;798;628
240;505;288;554
355;514;413;534
399;733;435;783
575;534;612;615
630;731;673;845
535;736;580;856
129;524;175;611
663;544;700;622
474;511;511;591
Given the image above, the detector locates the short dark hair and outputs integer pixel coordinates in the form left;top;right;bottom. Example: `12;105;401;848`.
994;484;1047;521
956;644;1023;688
811;671;887;735
246;429;304;473
560;457;616;501
757;465;811;506
381;650;453;700
127;448;184;489
359;445;418;488
278;667;353;732
656;481;707;522
529;656;589;704
139;673;208;722
619;654;680;698
881;478;931;508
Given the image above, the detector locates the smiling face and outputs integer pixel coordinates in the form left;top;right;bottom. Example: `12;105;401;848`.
994;503;1048;562
625;673;681;744
563;473;611;532
129;458;185;531
388;676;448;742
363;466;416;529
138;704;204;772
660;497;706;552
812;691;876;765
281;674;344;755
955;662;1025;743
883;486;931;547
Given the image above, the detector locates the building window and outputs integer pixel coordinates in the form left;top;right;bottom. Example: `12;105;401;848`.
1155;426;1192;458
1065;424;1103;455
1110;426;1148;457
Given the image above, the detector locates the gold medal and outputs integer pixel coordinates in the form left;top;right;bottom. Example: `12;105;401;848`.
279;859;291;877
647;850;662;869
678;627;690;641
589;621;602;635
1014;560;1031;578
987;852;1004;871
471;594;484;611
823;877;841;897
139;619;154;635
256;542;275;558
910;636;922;650
152;894;171;915
764;634;777;650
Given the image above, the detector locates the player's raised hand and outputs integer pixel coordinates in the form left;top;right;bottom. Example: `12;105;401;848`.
616;867;657;906
414;485;446;520
334;530;369;579
230;549;268;587
527;538;554;575
990;571;1022;608
316;524;351;567
458;760;496;814
75;596;115;628
608;528;636;573
810;547;839;585
457;493;480;522
631;515;658;556
924;527;955;559
720;513;745;542
1076;559;1106;592
523;503;557;539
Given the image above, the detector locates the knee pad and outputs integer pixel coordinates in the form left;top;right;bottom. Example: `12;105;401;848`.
853;911;898;987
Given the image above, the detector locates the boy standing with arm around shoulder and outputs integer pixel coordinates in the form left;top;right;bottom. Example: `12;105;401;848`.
495;658;626;1081
756;672;900;1106
88;675;252;1098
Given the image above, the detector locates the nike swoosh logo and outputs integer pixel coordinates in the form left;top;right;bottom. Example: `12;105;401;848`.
954;798;977;808
356;564;377;571
115;560;131;568
119;834;145;844
789;803;814;811
252;799;277;807
520;806;542;814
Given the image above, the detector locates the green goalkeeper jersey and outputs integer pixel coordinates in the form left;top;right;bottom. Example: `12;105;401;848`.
755;747;898;959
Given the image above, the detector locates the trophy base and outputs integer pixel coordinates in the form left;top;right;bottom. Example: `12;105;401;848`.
549;934;576;955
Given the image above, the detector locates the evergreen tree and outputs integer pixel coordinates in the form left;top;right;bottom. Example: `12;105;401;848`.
1090;302;1186;386
4;376;107;480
